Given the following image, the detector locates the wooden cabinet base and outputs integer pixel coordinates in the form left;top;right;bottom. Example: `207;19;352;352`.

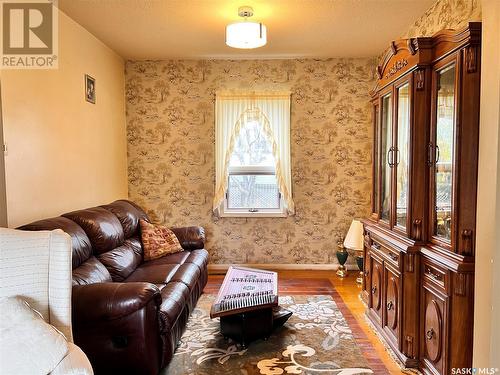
366;309;419;368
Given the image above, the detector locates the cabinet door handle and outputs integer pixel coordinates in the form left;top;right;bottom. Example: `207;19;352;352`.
387;301;394;310
426;328;435;340
364;271;370;277
372;242;381;250
387;148;393;167
395;148;400;166
426;269;441;280
371;286;377;295
427;143;433;166
435;144;440;164
388;253;398;262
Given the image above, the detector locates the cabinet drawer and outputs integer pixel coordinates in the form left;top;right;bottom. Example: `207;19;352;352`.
371;239;400;268
422;259;448;291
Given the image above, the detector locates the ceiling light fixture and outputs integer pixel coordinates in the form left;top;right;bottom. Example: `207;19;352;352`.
225;6;267;49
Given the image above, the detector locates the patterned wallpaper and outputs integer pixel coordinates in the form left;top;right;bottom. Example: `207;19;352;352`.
126;59;376;265
402;0;481;38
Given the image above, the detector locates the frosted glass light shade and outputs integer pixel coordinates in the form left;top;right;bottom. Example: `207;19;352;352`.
226;22;267;49
344;220;364;251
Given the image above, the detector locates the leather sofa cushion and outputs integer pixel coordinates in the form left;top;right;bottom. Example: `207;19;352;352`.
170;264;201;291
97;239;142;282
125;263;180;284
184;249;209;271
125;249;208;287
124;249;206;288
142;251;190;265
140;249;208;270
18;217;92;269
72;257;112;286
101;200;148;239
63;207;125;254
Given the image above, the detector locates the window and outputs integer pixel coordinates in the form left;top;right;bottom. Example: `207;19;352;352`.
224;120;284;216
213;92;294;217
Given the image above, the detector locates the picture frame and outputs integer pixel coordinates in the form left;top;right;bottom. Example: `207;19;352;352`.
85;74;96;104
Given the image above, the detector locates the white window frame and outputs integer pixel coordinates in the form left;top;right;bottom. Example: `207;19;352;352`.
220;165;287;218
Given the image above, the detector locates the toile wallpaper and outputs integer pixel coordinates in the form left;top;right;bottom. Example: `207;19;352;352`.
125;59;376;265
402;0;481;38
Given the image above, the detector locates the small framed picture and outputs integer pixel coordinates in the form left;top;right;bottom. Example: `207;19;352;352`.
85;74;96;104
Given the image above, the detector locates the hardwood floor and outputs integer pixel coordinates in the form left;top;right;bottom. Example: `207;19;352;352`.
206;269;403;374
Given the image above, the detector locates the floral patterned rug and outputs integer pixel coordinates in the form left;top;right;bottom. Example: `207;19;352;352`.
162;295;374;375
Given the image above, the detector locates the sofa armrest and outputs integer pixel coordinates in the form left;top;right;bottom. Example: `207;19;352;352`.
72;282;161;323
170;226;205;250
72;282;163;374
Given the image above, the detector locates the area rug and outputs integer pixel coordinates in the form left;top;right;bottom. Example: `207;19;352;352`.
163;294;375;374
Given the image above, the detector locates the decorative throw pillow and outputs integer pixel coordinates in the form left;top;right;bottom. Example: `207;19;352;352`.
140;219;183;261
0;296;69;375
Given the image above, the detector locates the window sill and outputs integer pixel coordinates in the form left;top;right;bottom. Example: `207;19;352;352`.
219;211;287;218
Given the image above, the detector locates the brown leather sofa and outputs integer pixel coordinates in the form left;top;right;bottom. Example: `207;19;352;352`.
19;200;208;375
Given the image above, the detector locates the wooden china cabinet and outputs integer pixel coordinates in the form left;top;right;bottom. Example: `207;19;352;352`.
362;23;481;375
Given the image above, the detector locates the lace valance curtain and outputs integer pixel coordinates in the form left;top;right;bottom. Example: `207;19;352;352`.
213;91;294;215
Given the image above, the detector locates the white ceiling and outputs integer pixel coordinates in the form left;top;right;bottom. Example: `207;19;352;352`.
58;0;435;60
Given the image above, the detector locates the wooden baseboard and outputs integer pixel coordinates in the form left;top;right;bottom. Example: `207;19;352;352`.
208;263;359;274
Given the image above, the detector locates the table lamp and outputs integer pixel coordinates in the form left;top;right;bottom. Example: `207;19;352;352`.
344;219;364;284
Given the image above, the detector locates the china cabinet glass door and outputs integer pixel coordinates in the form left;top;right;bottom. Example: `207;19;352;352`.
380;94;392;223
372;104;380;216
395;83;410;229
432;64;456;243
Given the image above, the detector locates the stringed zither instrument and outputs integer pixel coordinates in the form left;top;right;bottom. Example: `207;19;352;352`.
210;266;292;348
210;266;278;318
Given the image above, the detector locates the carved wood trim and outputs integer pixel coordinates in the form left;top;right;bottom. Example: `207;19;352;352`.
466;45;478;73
364;233;372;247
454;273;467;296
430;22;481;47
385;59;408;79
390;41;397;55
405;335;415;358
412;218;423;239
376;37;432;85
461;229;474;255
374;23;480;94
407;39;417;55
406;253;415;273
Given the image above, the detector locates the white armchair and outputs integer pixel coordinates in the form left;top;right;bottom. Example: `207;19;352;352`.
0;228;93;375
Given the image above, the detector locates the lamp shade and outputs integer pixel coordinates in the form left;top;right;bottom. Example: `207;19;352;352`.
226;21;267;49
344;220;364;251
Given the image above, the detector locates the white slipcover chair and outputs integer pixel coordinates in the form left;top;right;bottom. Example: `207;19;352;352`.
0;228;93;374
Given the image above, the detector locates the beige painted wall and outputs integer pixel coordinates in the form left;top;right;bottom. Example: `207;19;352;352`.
0;79;7;227
473;0;500;368
1;10;128;228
